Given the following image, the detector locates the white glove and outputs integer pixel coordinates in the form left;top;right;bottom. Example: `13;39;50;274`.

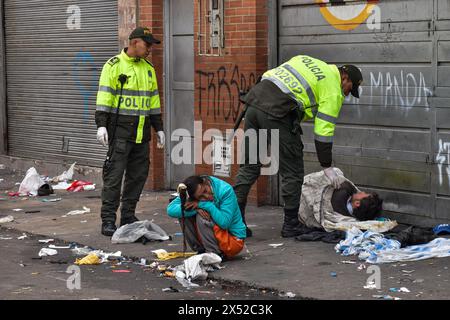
156;131;165;149
96;127;108;147
323;167;342;189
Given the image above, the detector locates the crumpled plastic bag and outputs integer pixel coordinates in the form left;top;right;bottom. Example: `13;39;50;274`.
52;181;72;190
75;253;101;265
19;167;45;196
174;253;222;285
71;246;94;256
50;162;76;183
0;215;14;224
62;206;90;217
38;248;58;257
111;220;170;244
174;270;200;288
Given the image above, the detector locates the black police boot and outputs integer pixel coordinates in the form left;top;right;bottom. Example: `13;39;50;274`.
281;207;307;238
120;215;139;227
239;202;252;238
101;221;117;237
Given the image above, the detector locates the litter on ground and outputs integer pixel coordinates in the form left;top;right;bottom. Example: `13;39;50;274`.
0;215;14;224
268;243;284;248
152;249;197;261
62;207;91;217
38;248;58;257
75;253;101;265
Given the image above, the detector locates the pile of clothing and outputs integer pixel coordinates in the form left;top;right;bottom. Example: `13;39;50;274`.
335;226;450;264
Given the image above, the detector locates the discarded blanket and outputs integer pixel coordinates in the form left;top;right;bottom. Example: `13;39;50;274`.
335;227;450;264
111;220;170;244
367;238;450;264
335;227;401;262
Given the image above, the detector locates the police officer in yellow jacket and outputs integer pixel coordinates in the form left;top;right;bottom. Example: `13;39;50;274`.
234;55;363;238
95;27;165;236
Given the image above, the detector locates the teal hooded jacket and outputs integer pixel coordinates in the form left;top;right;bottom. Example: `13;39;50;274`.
167;176;247;240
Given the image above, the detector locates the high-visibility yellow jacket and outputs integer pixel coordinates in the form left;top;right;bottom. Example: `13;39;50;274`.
262;55;344;143
95;49;163;144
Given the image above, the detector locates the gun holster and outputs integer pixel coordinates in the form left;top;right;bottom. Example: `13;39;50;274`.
291;108;304;135
103;157;112;172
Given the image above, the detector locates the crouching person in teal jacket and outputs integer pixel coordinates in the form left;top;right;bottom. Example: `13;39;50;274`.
167;175;247;259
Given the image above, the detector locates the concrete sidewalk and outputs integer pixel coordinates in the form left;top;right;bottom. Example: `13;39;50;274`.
0;168;449;300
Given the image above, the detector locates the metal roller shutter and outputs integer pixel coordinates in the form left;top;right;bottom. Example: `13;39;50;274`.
277;0;450;225
4;0;118;166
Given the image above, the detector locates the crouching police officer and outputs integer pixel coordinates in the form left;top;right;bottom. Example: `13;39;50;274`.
234;55;363;238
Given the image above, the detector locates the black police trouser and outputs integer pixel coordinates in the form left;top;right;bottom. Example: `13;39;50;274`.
234;106;304;211
101;139;149;223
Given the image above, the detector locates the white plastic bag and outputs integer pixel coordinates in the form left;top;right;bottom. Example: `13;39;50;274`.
175;270;200;288
183;253;222;281
62;206;90;217
111;220;170;244
172;253;222;288
52;181;72;190
19;167;45;196
38;248;58;257
50;162;76;183
0;215;14;224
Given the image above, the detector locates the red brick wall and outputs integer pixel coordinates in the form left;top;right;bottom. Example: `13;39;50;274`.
139;0;269;205
139;0;165;190
194;0;269;205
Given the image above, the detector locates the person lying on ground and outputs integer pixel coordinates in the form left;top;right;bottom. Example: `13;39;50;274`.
167;175;247;259
299;168;383;232
297;168;437;247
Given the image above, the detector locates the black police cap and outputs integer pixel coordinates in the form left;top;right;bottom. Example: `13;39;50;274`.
129;27;161;44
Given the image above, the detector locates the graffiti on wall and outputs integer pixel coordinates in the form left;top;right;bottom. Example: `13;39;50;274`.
368;71;433;108
73;50;97;121
346;70;433;109
437;139;450;187
196;65;258;122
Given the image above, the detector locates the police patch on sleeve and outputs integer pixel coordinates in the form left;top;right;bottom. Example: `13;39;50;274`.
108;57;120;66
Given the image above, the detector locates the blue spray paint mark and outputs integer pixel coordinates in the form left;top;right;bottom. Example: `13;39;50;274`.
73;50;96;122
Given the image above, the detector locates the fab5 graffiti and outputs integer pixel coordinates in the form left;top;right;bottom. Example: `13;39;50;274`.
437;139;450;187
196;65;258;122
